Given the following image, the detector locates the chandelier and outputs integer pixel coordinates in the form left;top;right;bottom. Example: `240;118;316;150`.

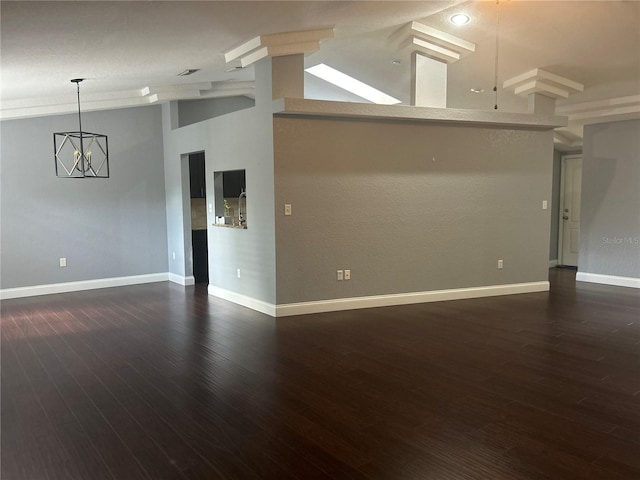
54;79;109;178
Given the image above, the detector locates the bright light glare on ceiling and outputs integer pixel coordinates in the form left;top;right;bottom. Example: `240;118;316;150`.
305;64;401;105
450;13;471;25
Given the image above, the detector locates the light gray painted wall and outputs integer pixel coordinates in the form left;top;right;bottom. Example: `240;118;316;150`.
161;58;276;303
1;105;168;289
177;96;255;128
579;119;640;278
274;117;554;304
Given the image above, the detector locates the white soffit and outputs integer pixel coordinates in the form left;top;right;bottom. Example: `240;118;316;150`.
224;28;335;68
556;95;640;125
503;69;584;99
553;129;583;149
392;21;475;64
0;81;255;120
552;96;640;150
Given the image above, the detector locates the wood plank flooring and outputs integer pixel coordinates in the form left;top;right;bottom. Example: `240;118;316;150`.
1;268;639;479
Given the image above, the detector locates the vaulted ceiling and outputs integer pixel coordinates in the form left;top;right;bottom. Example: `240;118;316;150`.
2;1;639;149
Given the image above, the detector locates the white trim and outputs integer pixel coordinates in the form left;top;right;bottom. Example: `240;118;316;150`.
576;272;640;289
0;273;170;300
275;281;550;317
549;259;559;268
169;273;195;286
208;285;276;317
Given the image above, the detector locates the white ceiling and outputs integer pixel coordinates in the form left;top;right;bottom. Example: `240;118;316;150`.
2;1;639;147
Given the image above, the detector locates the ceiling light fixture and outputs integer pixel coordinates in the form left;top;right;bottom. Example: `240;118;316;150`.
450;13;470;25
470;88;485;93
305;64;401;105
54;79;109;178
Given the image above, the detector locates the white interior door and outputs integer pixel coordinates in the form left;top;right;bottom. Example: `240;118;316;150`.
559;155;582;267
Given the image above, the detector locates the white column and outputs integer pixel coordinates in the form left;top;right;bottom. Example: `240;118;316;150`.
528;92;557;115
411;52;448;108
271;54;304;100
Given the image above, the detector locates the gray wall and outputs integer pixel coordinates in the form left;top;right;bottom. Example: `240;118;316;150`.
274;117;554;304
161;58;277;303
1;105;168;289
579;119;640;278
177;96;255;128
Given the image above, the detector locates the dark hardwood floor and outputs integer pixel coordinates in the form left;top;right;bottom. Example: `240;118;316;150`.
1;268;639;479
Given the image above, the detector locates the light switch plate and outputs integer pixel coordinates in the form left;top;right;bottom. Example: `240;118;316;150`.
542;200;548;210
284;204;292;216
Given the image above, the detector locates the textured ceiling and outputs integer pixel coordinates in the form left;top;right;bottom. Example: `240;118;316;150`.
2;0;639;145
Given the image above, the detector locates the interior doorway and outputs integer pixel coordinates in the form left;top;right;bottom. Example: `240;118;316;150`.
558;154;582;267
188;152;208;284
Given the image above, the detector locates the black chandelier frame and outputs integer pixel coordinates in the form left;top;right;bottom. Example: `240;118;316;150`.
54;79;109;178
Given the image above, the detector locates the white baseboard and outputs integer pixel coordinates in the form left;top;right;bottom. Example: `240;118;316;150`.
275;281;549;317
206;281;549;318
549;259;559;268
576;272;640;289
0;273;170;300
169;273;195;286
208;285;276;316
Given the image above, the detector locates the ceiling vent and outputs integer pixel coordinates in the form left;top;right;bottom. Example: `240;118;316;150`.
177;69;200;77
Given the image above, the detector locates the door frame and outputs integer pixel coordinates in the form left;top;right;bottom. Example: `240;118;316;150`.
557;153;582;266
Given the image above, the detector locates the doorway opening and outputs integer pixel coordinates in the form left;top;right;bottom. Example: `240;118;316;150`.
188;152;208;284
558;154;582;267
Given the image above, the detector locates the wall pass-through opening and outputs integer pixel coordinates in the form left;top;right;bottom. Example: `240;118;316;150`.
213;169;247;229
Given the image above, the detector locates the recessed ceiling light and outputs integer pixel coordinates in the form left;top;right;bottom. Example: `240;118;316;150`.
470;88;485;94
392;59;402;65
305;64;401;105
450;13;471;25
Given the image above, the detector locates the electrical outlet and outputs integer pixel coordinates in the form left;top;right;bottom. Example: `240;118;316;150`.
498;259;504;270
344;269;351;280
172;252;176;260
337;270;343;281
208;203;213;213
284;204;292;216
59;257;67;268
237;268;241;279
